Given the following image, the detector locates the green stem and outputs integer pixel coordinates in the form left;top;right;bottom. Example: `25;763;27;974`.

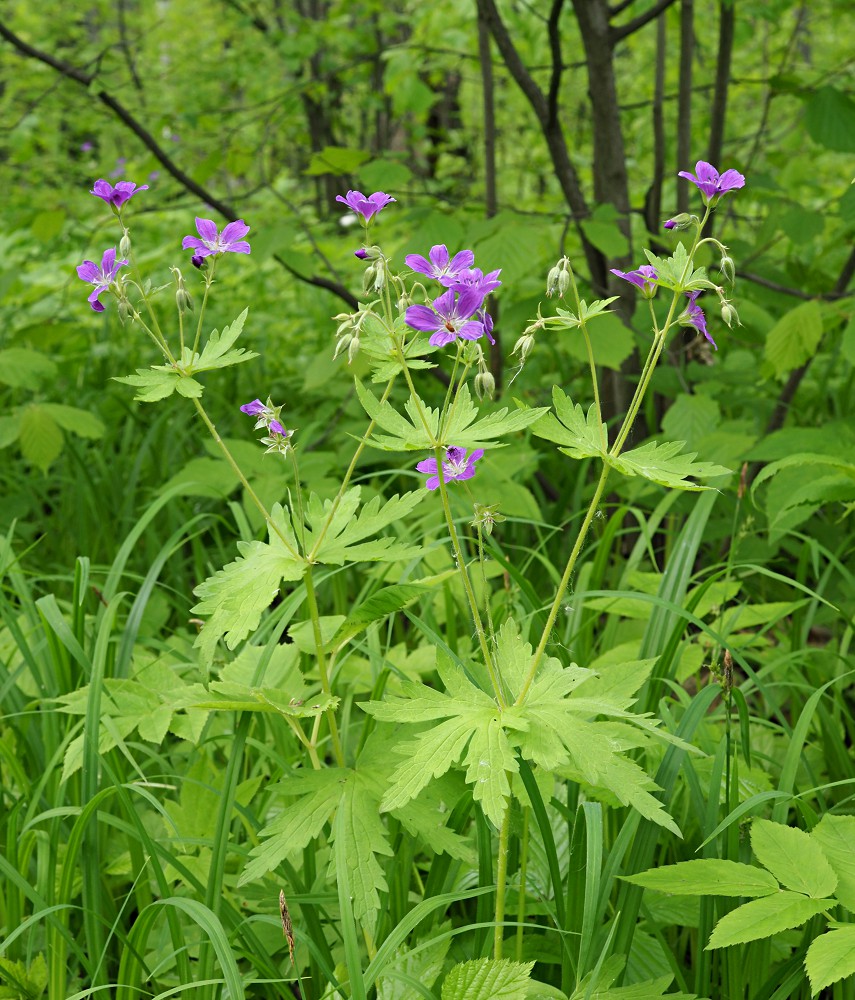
493;799;511;960
515;806;529;963
192;259;218;357
303;566;345;767
515;463;611;703
191;397;301;559
434;446;505;706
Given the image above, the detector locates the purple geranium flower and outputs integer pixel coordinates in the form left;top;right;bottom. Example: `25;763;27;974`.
76;248;128;312
478;309;496;346
416;446;484;491
80;141;94;153
678;161;745;201
682;291;717;349
182;218;251;258
611;264;658;297
90;178;149;209
452;266;503;298
335;190;396;222
406;245;475;287
664;219;676;230
405;288;486;347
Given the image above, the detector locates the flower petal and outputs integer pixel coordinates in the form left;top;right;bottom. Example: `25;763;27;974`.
195;217;219;242
224;241;251;255
405;305;440;333
221;219;250;243
77;260;100;282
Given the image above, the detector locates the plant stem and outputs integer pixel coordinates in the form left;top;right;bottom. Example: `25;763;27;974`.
192;258;218;357
435;447;505;705
191;397;301;559
303;566;345;767
494;799;511;959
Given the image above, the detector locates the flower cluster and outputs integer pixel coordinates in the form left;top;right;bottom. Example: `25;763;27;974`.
77;179;252;314
240;398;294;456
404;244;502;348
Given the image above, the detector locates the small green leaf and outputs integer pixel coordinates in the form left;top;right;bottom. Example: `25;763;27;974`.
304;145;371;176
0;348;58;389
763;300;823;378
622;859;780;897
805;926;855;995
19;404;62;472
706;892;831;949
441;959;533;1000
331;583;429;649
751;818;838;898
40;403;105;439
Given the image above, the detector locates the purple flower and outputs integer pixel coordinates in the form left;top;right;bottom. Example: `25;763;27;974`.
416;446;484;491
90;178;149;209
80;141;94;153
406;245;475;287
335;190;396;222
182;218;251;258
452;266;503;298
240;399;266;417
405;288;486;347
191;254;205;269
76;248;128;312
678;161;745;201
354;248;370;260
682;291;717;349
479;309;496;346
241;397;286;433
611;265;658;297
664;219;676;230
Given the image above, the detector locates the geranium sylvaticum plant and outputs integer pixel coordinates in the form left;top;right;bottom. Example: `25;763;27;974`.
75;161;746;983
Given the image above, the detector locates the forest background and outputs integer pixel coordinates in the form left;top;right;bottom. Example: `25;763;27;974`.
1;1;854;1000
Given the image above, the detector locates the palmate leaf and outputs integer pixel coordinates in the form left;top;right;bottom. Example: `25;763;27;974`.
114;366;202;402
610;439;731;491
192;503;304;664
303;486;425;564
355;379;547;451
531;386;608;459
193;308;258;372
643;242;709;291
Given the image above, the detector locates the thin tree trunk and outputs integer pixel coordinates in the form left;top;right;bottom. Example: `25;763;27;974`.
676;0;694;214
644;11;667;235
704;0;736;237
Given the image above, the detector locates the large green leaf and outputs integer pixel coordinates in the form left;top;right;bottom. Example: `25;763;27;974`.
622;859;780;897
706;892;831;949
531;386;608;459
805;926;855;996
805;86;855;152
751;818;837;898
18;404;62;472
611;439;731;491
812;815;855;912
763;300;823;378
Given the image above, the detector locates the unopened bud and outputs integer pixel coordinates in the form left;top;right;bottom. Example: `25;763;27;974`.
546;265;560;296
512;333;536;363
474;370;496;400
176;287;194;314
719;255;735;284
118;299;132;324
372;266;386;293
557;269;570;297
663;213;693;231
191;254;205;269
333;333;353;360
720;302;740;328
347;335;360;364
119;229;131;258
362;264;377;293
354;249;369;260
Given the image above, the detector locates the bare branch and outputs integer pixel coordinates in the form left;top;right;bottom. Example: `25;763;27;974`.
546;0;565;127
610;0;678;42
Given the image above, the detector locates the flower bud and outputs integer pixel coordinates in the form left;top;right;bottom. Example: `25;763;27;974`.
362;264;377;293
719;255;735;284
546;265;560;296
557;269;570;298
663;213;693;231
348;335;361;363
176;286;194;314
720;302;740;328
474;370;496;401
512;333;536;363
333;333;353;360
354;249;369;260
372;265;386;293
119;229;132;258
118;299;132;325
191;254;205;269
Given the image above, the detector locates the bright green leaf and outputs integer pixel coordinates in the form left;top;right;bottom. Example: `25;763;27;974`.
706;892;831;949
441;959;533;1000
812;815;855;912
805;926;855;996
622;859;780;897
751;818;838;898
19;404;62;472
